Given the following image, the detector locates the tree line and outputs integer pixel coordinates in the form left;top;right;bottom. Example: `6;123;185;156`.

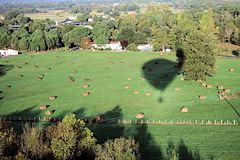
0;4;239;80
0;114;140;160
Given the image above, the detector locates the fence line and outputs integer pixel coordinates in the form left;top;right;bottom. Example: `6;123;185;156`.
0;116;239;126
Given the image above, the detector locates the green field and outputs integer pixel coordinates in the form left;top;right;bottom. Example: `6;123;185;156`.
0;50;240;159
25;12;74;21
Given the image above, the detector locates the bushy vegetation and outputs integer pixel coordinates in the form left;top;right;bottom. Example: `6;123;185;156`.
0;114;140;160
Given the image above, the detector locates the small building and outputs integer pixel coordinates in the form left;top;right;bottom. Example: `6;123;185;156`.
92;41;123;51
137;44;153;51
0;49;18;57
105;41;122;51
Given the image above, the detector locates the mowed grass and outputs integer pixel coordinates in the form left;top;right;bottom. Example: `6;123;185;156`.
0;50;240;159
25;12;75;21
0;50;239;121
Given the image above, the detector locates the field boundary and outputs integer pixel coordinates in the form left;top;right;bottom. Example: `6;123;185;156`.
1;116;240;126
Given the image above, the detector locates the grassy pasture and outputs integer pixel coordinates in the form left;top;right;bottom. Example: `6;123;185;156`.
0;50;240;159
25;11;74;21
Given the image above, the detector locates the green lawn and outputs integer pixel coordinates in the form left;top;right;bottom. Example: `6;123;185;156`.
0;50;240;159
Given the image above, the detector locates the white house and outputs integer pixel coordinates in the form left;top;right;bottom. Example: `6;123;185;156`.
92;41;122;51
137;44;153;51
105;41;122;51
0;49;18;57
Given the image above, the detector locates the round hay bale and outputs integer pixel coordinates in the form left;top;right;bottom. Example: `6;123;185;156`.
145;92;152;96
37;77;43;80
180;107;188;113
218;91;225;95
49;96;57;101
124;86;130;89
217;86;224;89
82;92;90;96
224;89;231;93
127;77;132;81
136;113;144;119
45;110;52;115
201;82;207;86
229;68;235;72
83;84;89;88
39;105;47;110
206;84;213;88
134;90;140;95
175;87;181;91
95;115;103;123
180;77;185;81
199;95;206;100
141;77;146;80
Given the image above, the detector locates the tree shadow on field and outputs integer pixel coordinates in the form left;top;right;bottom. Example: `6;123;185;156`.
166;139;202;160
5;106;42;133
0;64;13;77
126;124;164;160
89;105;125;144
142;58;179;92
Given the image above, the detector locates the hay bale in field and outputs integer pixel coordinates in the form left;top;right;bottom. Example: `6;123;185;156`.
141;77;146;80
175;87;181;91
37;77;43;80
217;86;224;89
201;82;207;86
218;91;225;95
229;68;235;72
95;115;103;123
181;77;185;81
82;92;90;96
18;74;24;78
127;77;132;81
224;89;230;93
39;105;47;110
136;113;144;119
49;96;57;101
45;110;52;115
206;84;213;88
134;90;140;95
5;85;11;88
124;85;130;89
145;92;152;96
83;84;89;88
199;95;206;100
180;107;188;113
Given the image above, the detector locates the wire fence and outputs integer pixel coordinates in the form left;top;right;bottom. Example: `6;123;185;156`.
0;116;239;126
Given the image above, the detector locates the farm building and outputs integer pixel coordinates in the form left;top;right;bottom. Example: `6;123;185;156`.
92;41;123;51
0;49;18;57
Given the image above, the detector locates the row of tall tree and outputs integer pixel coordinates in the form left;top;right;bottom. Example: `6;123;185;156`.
0;114;140;160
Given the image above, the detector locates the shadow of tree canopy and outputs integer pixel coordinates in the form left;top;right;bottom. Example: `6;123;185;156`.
166;139;202;160
88;105;125;144
142;58;179;91
0;64;14;77
126;124;164;160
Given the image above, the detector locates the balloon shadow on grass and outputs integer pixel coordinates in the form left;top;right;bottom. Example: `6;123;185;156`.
142;58;179;92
